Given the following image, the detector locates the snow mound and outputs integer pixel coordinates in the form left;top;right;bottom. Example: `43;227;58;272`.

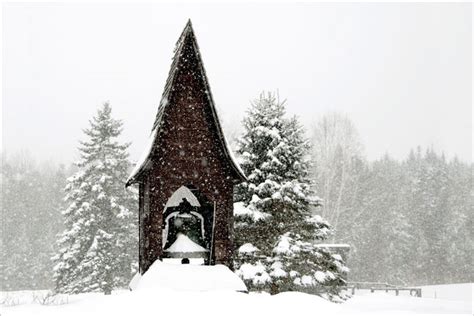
134;260;247;293
238;243;259;254
128;272;141;291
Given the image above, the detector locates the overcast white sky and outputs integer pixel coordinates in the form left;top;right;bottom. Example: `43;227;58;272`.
2;3;472;164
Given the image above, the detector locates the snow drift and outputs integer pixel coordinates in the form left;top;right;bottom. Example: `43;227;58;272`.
131;260;247;293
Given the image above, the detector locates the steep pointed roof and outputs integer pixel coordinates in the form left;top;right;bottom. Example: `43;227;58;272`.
127;20;246;186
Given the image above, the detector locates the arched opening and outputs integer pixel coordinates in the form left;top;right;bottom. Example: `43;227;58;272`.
161;185;214;263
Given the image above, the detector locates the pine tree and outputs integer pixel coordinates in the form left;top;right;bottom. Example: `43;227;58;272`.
52;103;137;295
352;155;413;285
233;92;348;299
445;157;473;283
0;152;64;290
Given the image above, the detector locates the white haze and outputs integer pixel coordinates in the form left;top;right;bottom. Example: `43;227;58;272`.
2;3;472;164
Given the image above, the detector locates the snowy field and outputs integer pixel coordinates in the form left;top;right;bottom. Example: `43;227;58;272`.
1;262;471;315
1;283;471;315
420;283;472;302
352;283;472;302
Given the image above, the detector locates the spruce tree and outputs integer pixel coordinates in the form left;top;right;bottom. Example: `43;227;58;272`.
446;158;473;283
234;92;348;299
52;103;137;295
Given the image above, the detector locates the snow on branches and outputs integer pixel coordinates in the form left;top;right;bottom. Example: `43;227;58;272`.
233;92;347;300
52;103;137;295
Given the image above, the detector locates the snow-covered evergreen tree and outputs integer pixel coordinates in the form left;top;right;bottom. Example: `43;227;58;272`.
52;103;137;295
233;92;348;299
405;148;452;285
1;152;67;290
350;155;413;285
445;157;473;283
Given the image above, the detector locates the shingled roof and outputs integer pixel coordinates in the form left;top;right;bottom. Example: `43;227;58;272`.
126;20;246;186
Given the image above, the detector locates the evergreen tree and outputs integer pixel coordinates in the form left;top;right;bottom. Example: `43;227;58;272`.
52;103;137;295
350;155;413;285
445;157;473;283
233;92;347;300
403;148;451;285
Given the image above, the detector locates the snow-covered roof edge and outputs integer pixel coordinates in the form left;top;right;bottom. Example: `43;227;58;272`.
126;128;157;185
127;19;246;186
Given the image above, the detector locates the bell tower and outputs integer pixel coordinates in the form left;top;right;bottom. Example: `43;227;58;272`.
126;20;246;274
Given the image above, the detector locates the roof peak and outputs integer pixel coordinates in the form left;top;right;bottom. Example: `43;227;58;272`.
183;19;194;35
175;19;195;49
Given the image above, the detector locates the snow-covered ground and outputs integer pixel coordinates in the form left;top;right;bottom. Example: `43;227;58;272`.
1;288;471;315
1;285;471;315
345;283;472;314
1;264;471;316
352;283;472;302
420;283;472;302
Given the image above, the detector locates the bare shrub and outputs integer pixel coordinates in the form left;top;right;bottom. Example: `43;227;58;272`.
32;291;69;306
0;293;20;306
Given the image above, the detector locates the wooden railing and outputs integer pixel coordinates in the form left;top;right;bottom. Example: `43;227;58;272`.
347;281;422;297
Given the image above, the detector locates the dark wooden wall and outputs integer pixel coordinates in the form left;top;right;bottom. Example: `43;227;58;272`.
139;38;236;273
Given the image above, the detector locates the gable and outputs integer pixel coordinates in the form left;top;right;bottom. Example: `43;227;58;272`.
127;21;246;186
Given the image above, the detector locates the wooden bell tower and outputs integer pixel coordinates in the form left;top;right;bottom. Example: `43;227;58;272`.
126;20;246;274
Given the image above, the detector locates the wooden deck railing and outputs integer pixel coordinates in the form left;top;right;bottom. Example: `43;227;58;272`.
347;281;422;297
